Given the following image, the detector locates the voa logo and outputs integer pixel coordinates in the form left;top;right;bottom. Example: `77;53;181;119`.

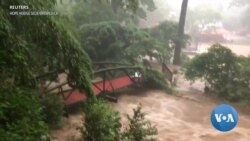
215;113;235;123
210;104;238;132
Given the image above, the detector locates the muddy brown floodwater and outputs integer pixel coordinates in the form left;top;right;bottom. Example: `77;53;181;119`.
112;89;250;141
52;75;250;141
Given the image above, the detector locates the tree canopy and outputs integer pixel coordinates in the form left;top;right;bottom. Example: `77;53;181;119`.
0;0;94;139
79;21;171;64
57;0;156;26
185;44;250;102
1;0;93;93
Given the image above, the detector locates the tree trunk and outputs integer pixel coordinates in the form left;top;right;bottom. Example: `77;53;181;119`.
173;0;189;65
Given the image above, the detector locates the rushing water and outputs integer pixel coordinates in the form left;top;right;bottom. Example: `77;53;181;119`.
51;73;250;141
113;90;250;141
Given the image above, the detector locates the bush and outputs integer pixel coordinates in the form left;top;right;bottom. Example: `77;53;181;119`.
0;86;48;141
81;99;121;141
224;56;250;102
185;44;238;87
184;44;250;102
141;69;172;93
81;98;159;141
122;105;157;141
41;94;64;128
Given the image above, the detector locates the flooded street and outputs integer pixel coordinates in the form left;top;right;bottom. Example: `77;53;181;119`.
113;89;250;141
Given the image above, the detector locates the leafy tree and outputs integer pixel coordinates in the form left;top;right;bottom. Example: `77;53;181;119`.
0;8;36;87
1;0;93;94
238;56;250;85
59;1;179;65
59;0;156;26
81;99;121;141
148;20;190;64
82;100;160;141
0;0;93;140
79;21;128;62
149;21;178;44
185;44;250;102
146;17;190;65
57;0;155;27
122;105;157;141
79;21;166;64
0;85;48;141
185;44;238;89
234;56;250;101
41;94;64;128
141;69;172;93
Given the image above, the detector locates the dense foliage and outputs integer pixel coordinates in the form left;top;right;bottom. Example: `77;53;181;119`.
0;85;47;141
82;99;158;141
141;69;172;93
79;21;168;64
122;105;157;141
62;0;156;26
147;20;190;64
1;0;93;94
185;44;250;102
41;94;64;128
82;99;121;141
0;8;36;87
185;44;238;87
59;0;179;65
1;0;93;140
